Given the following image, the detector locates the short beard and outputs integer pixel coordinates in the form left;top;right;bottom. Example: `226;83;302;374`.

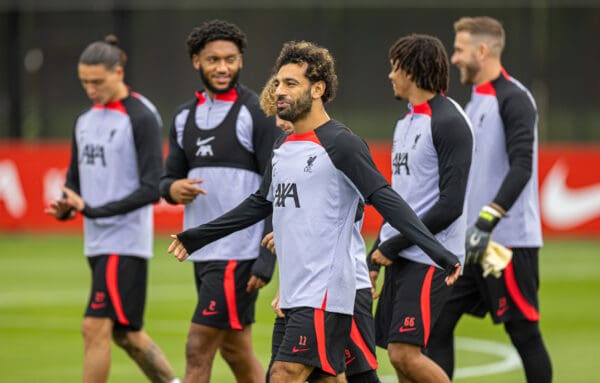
460;61;480;85
198;68;240;94
277;88;313;123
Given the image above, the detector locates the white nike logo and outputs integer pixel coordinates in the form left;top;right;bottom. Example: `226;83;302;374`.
196;136;215;146
469;233;481;246
541;160;600;229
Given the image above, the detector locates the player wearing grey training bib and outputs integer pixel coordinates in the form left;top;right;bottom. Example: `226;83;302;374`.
425;17;552;383
369;34;472;383
46;36;178;383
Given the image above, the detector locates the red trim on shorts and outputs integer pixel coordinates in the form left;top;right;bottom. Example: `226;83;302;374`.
504;261;540;321
224;260;242;330
106;254;130;326
350;318;378;370
283;130;323;146
420;266;435;347
314;308;335;375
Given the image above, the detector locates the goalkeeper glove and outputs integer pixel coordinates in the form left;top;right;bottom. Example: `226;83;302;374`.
465;204;503;265
481;241;513;278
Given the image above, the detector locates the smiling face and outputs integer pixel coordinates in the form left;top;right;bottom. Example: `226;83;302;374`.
78;63;124;104
193;40;243;94
451;31;482;85
273;63;315;123
388;61;412;100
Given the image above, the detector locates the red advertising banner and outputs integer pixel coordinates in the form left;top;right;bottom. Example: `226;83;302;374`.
0;141;184;233
1;141;599;237
538;145;600;237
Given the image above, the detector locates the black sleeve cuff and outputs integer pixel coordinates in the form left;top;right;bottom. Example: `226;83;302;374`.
367;237;382;272
250;248;276;283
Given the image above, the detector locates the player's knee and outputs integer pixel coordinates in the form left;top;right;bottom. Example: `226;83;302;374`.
387;344;415;374
112;329;133;349
185;335;213;366
505;320;541;346
219;342;242;365
81;320;93;340
81;318;110;344
269;361;302;381
112;329;149;359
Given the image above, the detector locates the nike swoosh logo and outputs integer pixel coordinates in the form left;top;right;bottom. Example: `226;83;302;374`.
469;233;481;246
496;306;508;317
197;136;216;146
541;160;600;229
345;356;356;365
292;346;310;353
91;302;106;310
202;309;219;316
399;326;416;333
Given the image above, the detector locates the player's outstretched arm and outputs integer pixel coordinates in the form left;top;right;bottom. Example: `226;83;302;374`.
325;129;460;275
170;192;273;258
370;186;460;274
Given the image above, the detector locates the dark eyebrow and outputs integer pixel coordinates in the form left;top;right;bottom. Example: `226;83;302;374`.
281;77;301;84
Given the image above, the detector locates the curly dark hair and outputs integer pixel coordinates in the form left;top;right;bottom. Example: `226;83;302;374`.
389;34;449;93
273;41;338;104
186;19;247;58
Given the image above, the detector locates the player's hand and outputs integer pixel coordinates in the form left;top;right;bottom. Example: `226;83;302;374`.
271;290;285;318
246;275;266;292
369;270;381;299
62;186;85;211
169;178;207;204
371;249;393;267
445;263;462;286
44;198;76;220
465;204;504;265
261;231;276;254
465;225;491;264
167;234;189;262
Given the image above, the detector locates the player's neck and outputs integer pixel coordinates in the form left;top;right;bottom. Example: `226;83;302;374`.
475;60;503;85
293;105;330;134
408;88;436;106
108;83;129;103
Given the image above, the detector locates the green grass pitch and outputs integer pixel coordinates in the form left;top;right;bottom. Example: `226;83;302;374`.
1;234;598;382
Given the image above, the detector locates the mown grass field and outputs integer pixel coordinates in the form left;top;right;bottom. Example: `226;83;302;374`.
1;234;598;382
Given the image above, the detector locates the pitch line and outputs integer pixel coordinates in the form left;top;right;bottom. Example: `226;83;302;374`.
381;337;521;382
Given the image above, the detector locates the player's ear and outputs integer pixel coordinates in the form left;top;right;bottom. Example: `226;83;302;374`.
311;80;325;99
477;42;489;60
114;65;125;80
192;54;201;70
